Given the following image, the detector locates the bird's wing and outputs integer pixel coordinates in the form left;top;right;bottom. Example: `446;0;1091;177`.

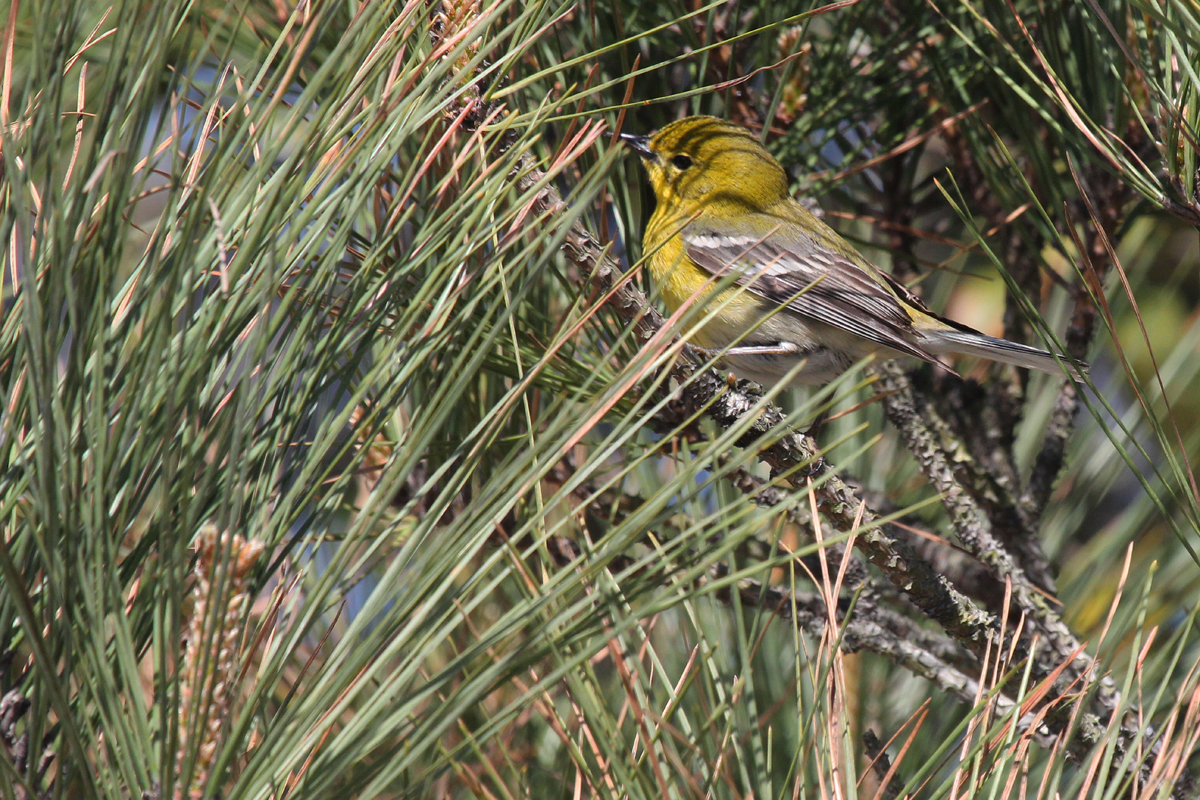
682;215;941;363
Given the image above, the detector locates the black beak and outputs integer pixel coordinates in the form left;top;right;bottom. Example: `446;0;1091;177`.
618;132;655;161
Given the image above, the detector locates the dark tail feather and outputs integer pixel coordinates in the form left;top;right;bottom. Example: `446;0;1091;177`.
921;330;1087;380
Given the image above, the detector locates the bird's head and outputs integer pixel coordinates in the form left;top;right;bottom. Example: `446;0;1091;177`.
620;116;789;211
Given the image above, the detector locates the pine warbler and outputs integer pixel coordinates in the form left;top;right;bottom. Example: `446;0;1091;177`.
621;116;1085;385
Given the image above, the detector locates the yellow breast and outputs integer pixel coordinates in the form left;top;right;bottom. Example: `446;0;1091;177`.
643;215;766;350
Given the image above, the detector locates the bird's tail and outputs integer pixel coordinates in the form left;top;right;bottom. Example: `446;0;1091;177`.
919;328;1087;380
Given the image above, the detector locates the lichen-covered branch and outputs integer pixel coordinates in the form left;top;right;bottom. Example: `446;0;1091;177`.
431;9;1180;789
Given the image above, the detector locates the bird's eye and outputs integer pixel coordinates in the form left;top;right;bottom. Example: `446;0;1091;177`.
671;154;694;170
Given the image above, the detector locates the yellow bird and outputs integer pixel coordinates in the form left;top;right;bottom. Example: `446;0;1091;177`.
621;116;1085;385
